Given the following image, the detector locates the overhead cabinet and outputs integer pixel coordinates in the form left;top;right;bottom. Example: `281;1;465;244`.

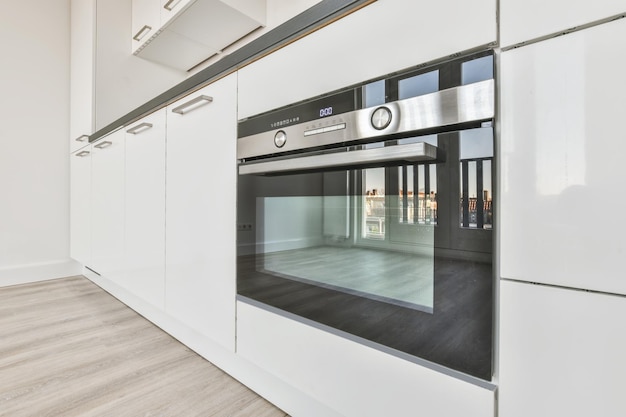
132;0;266;71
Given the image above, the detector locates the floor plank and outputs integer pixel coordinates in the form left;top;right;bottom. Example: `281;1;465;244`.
0;276;287;417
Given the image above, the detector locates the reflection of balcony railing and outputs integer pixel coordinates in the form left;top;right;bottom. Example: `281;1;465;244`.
461;157;493;229
399;192;437;225
460;198;493;229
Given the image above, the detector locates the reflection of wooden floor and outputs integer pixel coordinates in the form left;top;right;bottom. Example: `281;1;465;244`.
262;246;434;311
0;277;287;417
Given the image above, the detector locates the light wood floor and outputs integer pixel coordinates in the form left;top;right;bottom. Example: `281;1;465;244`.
0;276;287;417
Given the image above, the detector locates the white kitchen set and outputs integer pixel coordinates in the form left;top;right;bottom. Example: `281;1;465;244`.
61;0;626;416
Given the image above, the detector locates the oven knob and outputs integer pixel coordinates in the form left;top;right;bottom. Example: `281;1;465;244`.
274;130;287;148
371;106;392;130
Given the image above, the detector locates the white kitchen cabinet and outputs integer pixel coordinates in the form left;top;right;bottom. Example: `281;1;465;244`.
131;0;161;50
121;109;166;309
500;0;625;48
238;0;496;119
90;129;125;280
135;0;266;71
499;280;626;417
237;301;495;417
69;0;95;153
165;73;237;350
159;0;194;27
70;145;92;266
500;18;626;296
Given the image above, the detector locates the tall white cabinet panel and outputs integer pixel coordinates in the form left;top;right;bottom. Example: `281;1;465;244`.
500;19;626;295
70;0;95;152
238;0;496;118
165;74;237;350
122;109;166;309
499;280;626;417
500;0;625;47
90;130;125;280
70;146;92;265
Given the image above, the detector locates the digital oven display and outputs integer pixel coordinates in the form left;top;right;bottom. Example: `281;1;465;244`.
237;90;356;138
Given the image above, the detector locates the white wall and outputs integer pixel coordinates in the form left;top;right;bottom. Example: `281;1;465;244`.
0;0;81;286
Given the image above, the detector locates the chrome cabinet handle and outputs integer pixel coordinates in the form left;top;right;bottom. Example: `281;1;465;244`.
76;150;90;157
171;95;213;115
94;140;113;149
126;122;153;135
133;25;152;42
239;142;439;175
163;0;182;11
75;134;89;142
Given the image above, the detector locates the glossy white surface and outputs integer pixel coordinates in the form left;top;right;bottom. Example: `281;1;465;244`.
500;19;626;295
238;0;496;119
70;0;95;153
121;109;166;309
237;301;495;417
499;280;626;417
70;146;92;266
90;130;125;279
159;0;194;27
500;0;625;47
165;74;237;350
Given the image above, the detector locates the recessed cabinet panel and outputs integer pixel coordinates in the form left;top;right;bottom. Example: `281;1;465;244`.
500;19;626;295
122;109;166;309
90;130;125;280
237;0;496;119
70;146;92;265
165;74;237;350
500;0;625;47
499;280;626;417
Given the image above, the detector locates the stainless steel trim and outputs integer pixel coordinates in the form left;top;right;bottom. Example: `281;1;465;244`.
126;122;153;135
133;25;152;42
163;0;182;11
75;134;89;142
171;95;213;115
76;150;90;157
94;140;113;149
237;79;494;160
239;142;438;175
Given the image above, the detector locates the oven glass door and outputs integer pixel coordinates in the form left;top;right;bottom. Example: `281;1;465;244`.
237;126;494;381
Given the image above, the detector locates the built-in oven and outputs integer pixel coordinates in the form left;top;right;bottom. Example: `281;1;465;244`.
236;51;495;381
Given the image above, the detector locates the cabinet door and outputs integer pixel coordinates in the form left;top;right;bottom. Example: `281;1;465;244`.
91;130;125;280
131;0;160;52
70;146;92;265
165;73;237;350
70;0;95;152
500;18;626;296
122;109;166;309
159;0;194;27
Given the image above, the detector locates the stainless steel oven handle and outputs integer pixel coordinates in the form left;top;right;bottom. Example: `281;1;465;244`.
238;142;438;175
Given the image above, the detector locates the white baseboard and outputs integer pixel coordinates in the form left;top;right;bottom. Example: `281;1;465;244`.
0;259;83;287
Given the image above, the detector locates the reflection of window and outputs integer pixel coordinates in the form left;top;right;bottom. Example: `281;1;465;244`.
462;55;493;85
398;164;437;226
399;70;439;99
363;168;386;239
459;128;493;229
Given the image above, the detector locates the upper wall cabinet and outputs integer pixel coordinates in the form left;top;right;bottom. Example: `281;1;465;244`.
132;0;266;71
500;0;625;47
